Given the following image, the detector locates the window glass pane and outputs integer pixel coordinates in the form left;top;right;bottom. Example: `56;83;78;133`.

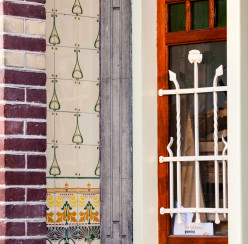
216;0;227;27
169;41;227;236
192;0;209;30
169;3;186;32
169;41;227;88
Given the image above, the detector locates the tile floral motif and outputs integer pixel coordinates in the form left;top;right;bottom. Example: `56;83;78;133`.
49;10;60;46
46;0;100;242
94;20;99;49
72;0;83;16
72;113;84;145
49;145;61;176
49;79;61;111
94;83;99;113
94;147;100;177
72;45;84;80
46;183;100;243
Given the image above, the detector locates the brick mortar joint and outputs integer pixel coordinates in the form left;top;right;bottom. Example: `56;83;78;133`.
0;201;46;205
0;32;46;40
0;236;47;240
0;48;45;53
0;185;47;188
0;66;46;73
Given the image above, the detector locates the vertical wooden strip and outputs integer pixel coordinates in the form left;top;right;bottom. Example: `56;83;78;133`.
112;8;120;223
158;0;170;243
101;0;132;242
186;0;191;32
120;0;132;238
209;0;215;29
165;4;169;34
100;0;112;237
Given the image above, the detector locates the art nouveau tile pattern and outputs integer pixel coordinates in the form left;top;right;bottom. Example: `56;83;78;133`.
45;0;100;242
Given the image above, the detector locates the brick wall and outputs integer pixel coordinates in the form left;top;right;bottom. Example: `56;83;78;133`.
0;0;47;242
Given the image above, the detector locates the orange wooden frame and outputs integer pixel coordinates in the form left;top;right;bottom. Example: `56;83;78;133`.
157;0;227;243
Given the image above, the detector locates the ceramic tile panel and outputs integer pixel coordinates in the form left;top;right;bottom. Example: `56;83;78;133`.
46;0;100;242
55;0;99;18
55;47;99;81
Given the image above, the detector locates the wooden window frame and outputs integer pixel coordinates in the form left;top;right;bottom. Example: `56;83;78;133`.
157;0;227;243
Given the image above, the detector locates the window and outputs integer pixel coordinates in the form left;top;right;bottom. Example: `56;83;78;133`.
157;0;227;243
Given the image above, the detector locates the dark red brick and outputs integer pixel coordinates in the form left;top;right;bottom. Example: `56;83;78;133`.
27;155;46;169
0;121;24;135
0;222;25;236
27;188;46;201
26;122;46;136
5;121;24;135
27;221;46;236
0;154;25;168
0;69;46;86
4;172;46;185
27;89;46;104
0;188;25;201
0;87;25;102
2;35;46;52
0;138;46;152
2;2;46;19
0;204;46;219
1;104;46;119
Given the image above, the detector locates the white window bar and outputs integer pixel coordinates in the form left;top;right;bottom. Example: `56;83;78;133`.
159;49;228;224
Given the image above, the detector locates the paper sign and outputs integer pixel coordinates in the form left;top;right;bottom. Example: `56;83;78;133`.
173;211;214;236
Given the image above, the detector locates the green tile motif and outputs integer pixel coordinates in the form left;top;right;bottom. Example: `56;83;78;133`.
49;145;61;176
49;79;60;111
72;113;84;145
72;0;83;16
72;48;84;80
49;12;60;46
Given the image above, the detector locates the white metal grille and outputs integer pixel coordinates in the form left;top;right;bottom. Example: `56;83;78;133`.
159;50;228;224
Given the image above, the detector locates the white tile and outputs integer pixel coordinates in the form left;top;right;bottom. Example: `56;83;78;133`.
78;113;99;145
55;0;74;15
77;146;99;177
56;80;77;112
77;81;99;113
55;145;78;177
56;14;79;48
46;47;55;79
82;0;99;17
55;47;99;81
77;17;99;49
55;112;76;145
47;111;55;144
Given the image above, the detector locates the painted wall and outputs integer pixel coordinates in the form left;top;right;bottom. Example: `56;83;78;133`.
45;0;100;243
133;0;158;243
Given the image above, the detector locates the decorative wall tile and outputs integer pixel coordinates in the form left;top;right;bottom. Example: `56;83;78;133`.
77;82;99;113
46;48;55;79
46;0;100;242
56;15;79;48
77;18;99;49
47;111;55;144
54;80;77;112
82;0;99;17
55;47;99;81
55;145;78;177
77;146;99;177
